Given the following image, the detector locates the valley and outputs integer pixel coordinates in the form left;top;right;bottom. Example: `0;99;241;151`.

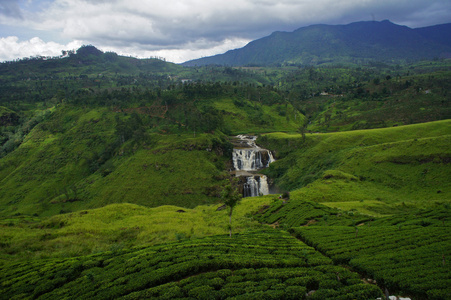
0;40;450;299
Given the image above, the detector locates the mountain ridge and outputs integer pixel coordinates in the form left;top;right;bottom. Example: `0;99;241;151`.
182;20;451;66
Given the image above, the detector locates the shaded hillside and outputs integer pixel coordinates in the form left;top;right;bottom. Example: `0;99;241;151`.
0;110;230;217
415;23;451;48
183;20;451;66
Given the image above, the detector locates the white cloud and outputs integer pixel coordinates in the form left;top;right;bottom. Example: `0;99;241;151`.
99;37;251;63
0;0;450;63
0;35;249;63
0;36;83;61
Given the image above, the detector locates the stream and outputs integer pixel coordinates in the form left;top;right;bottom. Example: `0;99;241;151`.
231;135;275;197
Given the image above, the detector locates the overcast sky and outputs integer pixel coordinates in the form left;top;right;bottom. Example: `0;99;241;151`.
1;0;450;63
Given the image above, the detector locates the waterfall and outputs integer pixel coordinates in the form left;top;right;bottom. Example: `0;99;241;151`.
233;149;275;171
231;135;275;197
243;175;269;197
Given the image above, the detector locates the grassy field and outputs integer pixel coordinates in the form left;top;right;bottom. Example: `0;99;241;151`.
0;196;274;261
0;105;234;217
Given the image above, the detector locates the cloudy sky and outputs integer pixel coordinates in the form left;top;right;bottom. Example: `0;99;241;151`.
1;0;450;63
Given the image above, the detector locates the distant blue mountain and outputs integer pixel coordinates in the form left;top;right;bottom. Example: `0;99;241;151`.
182;20;451;66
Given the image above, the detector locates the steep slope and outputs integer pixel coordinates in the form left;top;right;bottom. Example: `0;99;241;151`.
183;20;451;66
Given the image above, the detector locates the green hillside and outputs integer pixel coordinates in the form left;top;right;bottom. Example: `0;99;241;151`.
280;64;451;131
0;92;303;218
1;45;450;299
259;120;451;210
251;121;451;298
0;45;182;77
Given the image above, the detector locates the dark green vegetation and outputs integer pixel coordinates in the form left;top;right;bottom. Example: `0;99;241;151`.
289;207;450;299
281;62;451;132
0;46;306;218
0;43;450;299
0;229;383;300
260;185;451;300
184;20;451;67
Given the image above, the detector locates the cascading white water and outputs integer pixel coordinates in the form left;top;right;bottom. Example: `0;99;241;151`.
232;135;275;197
234;149;265;171
243;175;269;197
232;136;275;172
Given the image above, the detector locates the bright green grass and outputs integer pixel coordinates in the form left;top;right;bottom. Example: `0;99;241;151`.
0;196;273;260
261;119;450;154
213;98;304;134
321;200;391;217
0;106;118;216
78;147;224;209
260;120;451;214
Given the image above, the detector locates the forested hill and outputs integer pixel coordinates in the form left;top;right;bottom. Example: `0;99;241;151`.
183;20;451;67
0;45;182;76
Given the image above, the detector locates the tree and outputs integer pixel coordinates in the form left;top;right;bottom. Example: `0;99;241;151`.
220;180;242;238
298;117;308;143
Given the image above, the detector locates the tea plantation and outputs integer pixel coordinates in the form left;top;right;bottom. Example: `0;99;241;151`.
0;229;383;299
289;207;451;299
254;197;451;299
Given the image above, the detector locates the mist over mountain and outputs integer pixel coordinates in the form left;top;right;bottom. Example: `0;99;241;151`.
183;20;451;66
